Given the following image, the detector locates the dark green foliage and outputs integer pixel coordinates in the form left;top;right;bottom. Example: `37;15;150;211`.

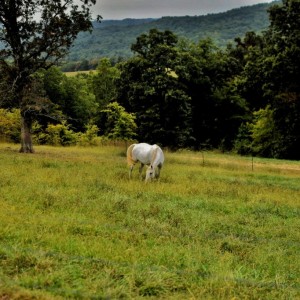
176;39;248;150
263;0;300;159
250;106;278;157
101;102;137;141
232;0;300;159
42;67;97;132
117;29;193;148
91;58;120;110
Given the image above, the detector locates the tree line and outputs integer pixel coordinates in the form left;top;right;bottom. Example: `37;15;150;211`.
0;0;299;159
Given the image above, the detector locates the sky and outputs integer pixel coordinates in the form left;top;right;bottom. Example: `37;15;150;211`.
89;0;275;20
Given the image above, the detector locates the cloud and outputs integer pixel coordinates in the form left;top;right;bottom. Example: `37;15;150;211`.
86;0;274;20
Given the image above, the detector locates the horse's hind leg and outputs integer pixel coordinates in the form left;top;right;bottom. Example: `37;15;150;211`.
129;164;134;179
139;163;144;180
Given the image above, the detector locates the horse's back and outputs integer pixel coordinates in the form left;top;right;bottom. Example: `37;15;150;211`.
128;142;164;166
131;143;153;165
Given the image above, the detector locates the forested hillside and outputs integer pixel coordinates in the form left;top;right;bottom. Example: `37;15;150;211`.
67;2;275;62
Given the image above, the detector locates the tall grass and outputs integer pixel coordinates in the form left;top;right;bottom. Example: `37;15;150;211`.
0;143;299;299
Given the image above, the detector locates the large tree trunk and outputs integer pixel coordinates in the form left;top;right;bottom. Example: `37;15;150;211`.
19;115;34;153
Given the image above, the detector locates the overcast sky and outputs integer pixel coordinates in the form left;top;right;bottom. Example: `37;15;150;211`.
90;0;275;20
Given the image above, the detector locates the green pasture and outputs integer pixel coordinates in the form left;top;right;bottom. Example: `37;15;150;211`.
64;70;96;77
0;143;299;299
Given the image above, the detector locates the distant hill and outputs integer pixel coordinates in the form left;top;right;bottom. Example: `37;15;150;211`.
67;2;277;62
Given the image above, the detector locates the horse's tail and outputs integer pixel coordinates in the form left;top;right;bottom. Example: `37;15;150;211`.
127;144;136;166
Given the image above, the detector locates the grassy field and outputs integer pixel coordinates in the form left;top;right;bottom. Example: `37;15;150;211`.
64;70;96;77
0;143;299;299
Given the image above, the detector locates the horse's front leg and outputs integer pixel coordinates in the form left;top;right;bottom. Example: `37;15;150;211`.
139;163;144;180
156;164;162;179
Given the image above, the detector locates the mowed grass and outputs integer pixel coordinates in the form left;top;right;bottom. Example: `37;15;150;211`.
0;143;299;299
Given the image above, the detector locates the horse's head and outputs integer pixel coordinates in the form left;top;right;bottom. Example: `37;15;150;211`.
145;165;155;181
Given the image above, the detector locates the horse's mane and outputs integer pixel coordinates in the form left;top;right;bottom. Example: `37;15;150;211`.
127;143;136;166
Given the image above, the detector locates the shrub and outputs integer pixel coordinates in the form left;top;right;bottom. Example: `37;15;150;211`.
0;109;21;142
44;122;78;146
77;124;102;146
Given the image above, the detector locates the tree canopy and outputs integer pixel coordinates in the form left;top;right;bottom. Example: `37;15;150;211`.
0;0;99;152
233;0;300;158
117;29;193;148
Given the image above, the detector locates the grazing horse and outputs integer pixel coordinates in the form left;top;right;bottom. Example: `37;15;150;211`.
127;143;164;181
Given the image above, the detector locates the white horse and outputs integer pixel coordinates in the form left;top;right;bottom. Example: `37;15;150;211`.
127;143;164;182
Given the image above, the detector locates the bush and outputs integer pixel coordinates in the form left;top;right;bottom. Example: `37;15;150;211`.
44;122;78;146
234;106;279;158
77;124;102;146
234;122;253;155
0;109;21;142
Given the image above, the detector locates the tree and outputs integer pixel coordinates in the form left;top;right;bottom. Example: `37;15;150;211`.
229;0;300;159
91;58;120;134
101;102;137;142
41;67;98;132
226;32;267;111
92;58;120;110
263;0;300;159
117;29;193;148
176;38;248;150
234;0;300;158
0;0;100;152
60;74;97;132
249;105;277;157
